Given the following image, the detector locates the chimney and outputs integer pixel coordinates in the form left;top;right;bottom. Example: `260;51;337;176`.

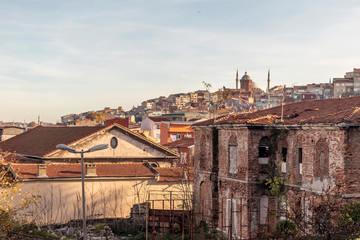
37;164;48;178
86;163;97;176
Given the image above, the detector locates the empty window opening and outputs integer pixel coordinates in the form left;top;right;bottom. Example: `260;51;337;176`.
281;147;287;173
298;148;303;175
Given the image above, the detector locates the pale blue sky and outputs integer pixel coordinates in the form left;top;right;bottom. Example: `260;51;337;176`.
1;0;360;123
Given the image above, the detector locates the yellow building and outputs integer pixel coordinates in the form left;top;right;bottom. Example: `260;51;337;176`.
0;124;192;224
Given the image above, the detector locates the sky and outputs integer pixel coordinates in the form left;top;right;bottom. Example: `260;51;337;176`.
1;0;360;123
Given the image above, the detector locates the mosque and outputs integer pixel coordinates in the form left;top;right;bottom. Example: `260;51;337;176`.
235;70;269;94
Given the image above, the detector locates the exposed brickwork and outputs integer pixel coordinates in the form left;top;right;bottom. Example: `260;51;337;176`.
193;97;360;239
194;124;357;239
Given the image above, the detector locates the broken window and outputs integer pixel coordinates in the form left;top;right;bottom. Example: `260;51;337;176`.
281;148;287;173
258;137;271;164
298;148;303;176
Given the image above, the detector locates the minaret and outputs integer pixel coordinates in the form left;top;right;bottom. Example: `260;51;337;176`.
267;69;270;94
267;69;271;109
236;69;239;90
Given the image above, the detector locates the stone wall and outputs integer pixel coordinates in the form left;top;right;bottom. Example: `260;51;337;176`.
194;124;355;239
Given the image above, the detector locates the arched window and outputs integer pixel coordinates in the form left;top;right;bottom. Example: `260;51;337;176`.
314;139;329;180
258;137;271;164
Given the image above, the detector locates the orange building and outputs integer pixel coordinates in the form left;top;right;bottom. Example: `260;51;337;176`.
160;122;194;145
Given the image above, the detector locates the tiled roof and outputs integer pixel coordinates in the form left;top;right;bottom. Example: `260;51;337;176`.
156;167;193;181
0;126;105;157
148;117;170;122
10;162;156;178
163;138;194;148
2;153;41;164
8;162;193;181
191;116;224;127
216;96;360;125
105;118;129;128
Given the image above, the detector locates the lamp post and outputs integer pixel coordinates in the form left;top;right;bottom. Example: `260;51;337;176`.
56;144;108;240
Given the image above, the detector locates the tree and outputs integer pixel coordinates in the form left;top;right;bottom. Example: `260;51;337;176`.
86;112;111;124
0;159;38;237
284;186;360;240
27;121;37;128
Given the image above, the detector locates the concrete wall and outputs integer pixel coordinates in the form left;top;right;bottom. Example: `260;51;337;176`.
0;127;25;141
20;177;189;225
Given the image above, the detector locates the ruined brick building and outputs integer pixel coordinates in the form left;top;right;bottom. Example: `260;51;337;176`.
193;96;360;239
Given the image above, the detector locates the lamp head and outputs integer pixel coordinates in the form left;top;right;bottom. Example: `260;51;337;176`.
88;144;109;152
56;144;76;153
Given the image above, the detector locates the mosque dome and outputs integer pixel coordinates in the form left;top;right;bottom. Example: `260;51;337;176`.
241;72;252;81
252;81;260;89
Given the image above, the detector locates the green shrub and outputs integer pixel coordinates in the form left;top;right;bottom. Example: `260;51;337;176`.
341;202;360;224
31;229;59;239
274;219;296;236
95;223;107;233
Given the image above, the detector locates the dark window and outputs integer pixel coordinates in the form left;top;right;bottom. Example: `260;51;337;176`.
298;148;303;177
259;137;271;158
259;146;269;158
282;148;287;162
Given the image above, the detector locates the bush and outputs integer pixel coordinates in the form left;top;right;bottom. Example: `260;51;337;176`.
134;232;146;240
341;202;360;224
274;219;296;237
95;223;107;233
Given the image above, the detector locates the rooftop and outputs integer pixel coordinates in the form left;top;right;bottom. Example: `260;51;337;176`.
215;96;360;125
0;125;105;157
7;162;192;181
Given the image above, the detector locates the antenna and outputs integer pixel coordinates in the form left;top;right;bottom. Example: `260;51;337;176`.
281;85;286;122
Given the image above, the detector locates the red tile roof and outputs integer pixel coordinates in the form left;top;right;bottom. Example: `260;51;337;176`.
105;118;129;128
156;167;193;181
216;96;360;125
10;162;156;178
8;162;193;181
0;126;105;157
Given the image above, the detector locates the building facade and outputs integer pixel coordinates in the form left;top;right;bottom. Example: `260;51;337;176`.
193;96;360;239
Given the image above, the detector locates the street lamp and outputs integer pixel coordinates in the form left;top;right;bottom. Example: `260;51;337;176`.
56;144;108;240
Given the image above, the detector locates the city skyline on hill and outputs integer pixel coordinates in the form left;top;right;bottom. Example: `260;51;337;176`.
1;0;360;123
